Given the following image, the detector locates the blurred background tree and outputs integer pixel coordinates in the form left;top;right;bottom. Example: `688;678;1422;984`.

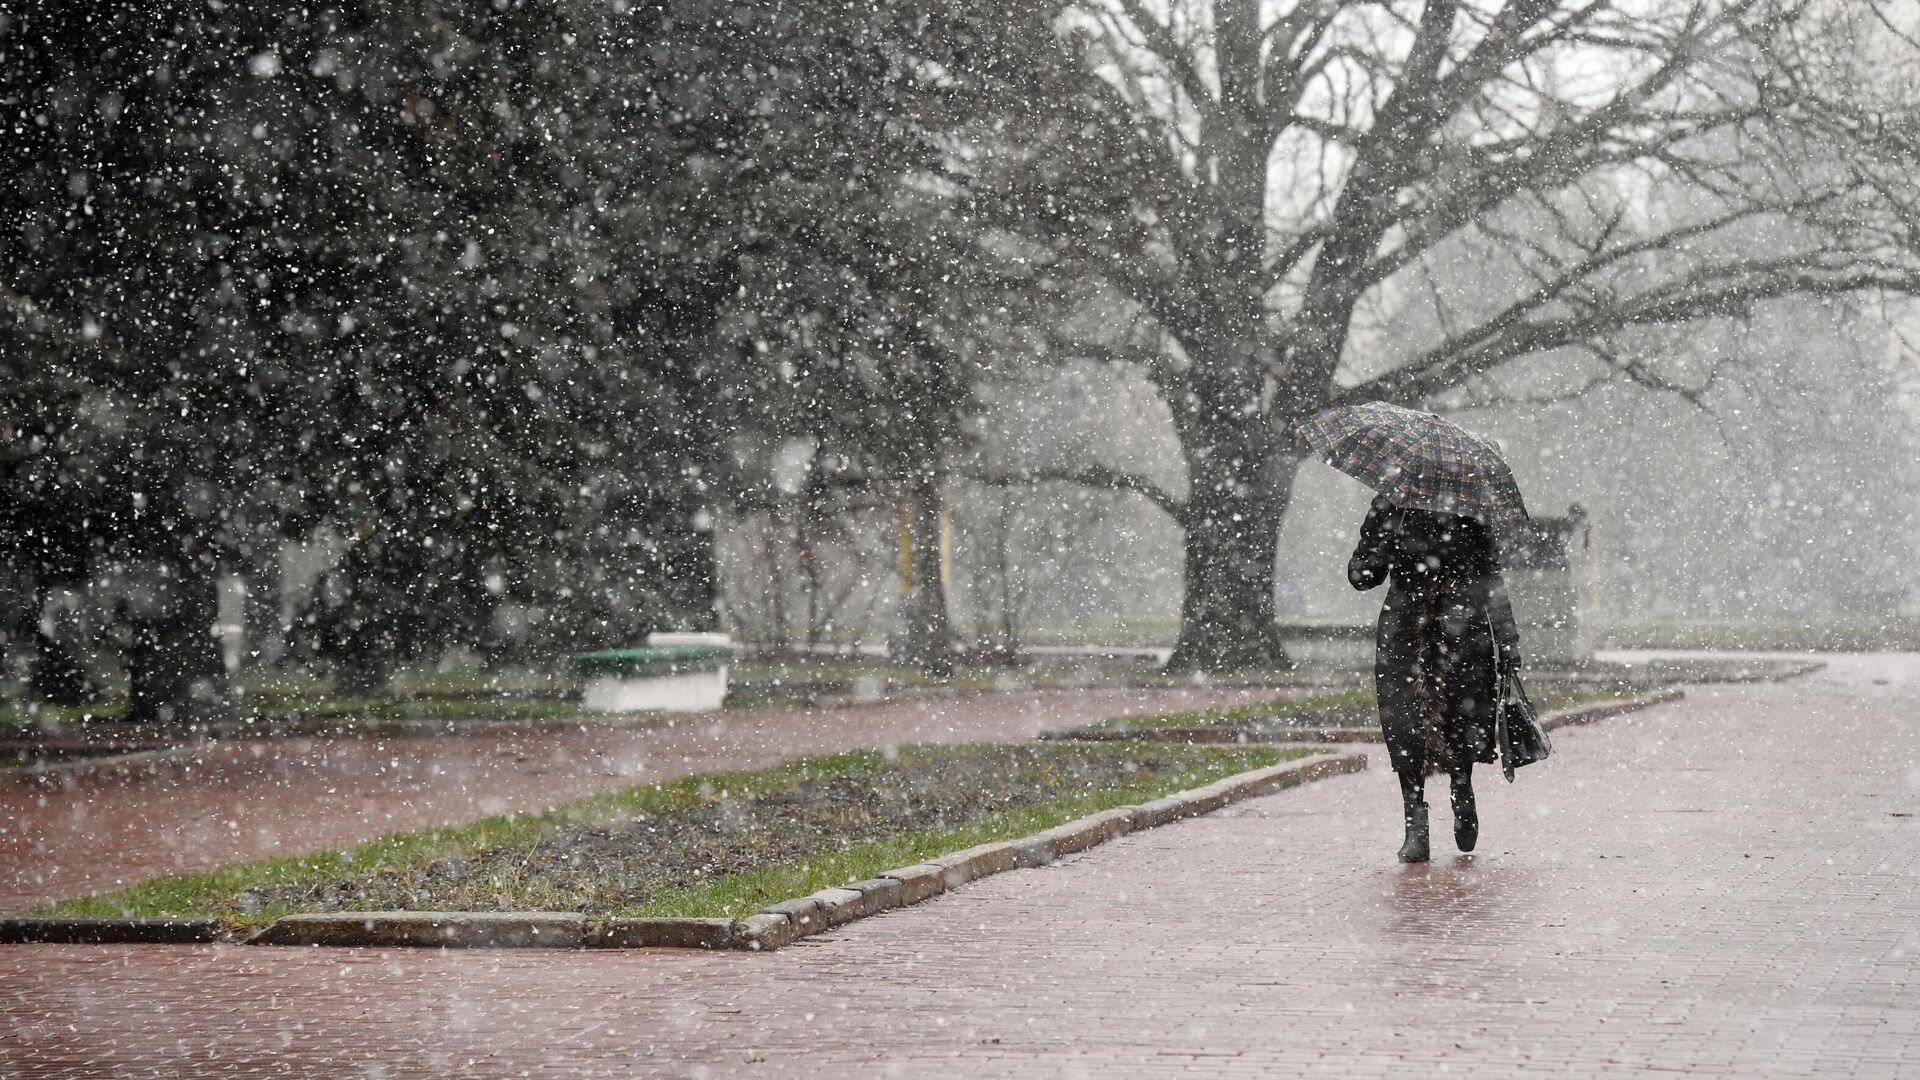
6;0;1920;724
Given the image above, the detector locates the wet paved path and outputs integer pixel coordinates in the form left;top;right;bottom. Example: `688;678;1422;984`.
3;653;1918;1077
0;686;1283;911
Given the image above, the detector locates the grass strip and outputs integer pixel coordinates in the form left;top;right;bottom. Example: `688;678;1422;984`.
35;743;1317;926
625;750;1313;919
1096;686;1643;732
1095;689;1374;731
0;694;578;731
34;749;895;924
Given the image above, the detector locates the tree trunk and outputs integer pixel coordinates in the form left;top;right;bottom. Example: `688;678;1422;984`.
21;510;97;704
124;557;235;727
762;524;790;648
311;543;394;699
1165;422;1296;673
29;582;94;705
893;469;954;675
331;650;392;699
654;508;719;634
995;497;1021;654
240;549;285;669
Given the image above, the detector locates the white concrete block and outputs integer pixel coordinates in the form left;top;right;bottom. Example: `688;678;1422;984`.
581;667;728;712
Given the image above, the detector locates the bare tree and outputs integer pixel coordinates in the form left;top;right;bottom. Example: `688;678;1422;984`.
955;478;1121;655
951;0;1920;669
719;463;898;654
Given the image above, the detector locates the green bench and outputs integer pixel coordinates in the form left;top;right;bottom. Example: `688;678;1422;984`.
570;637;735;712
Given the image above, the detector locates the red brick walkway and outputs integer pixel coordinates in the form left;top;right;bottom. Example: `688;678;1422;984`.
3;654;1917;1077
0;685;1280;911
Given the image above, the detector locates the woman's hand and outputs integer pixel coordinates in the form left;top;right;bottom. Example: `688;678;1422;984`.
1347;497;1396;591
1498;640;1523;672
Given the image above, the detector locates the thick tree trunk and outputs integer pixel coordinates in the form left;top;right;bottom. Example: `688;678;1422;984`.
651;509;719;634
29;586;95;706
311;542;394;698
893;469;954;675
124;557;235;727
1163;347;1301;672
1165;457;1295;673
20;511;97;704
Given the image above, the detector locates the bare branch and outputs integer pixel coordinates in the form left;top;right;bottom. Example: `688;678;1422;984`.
962;461;1185;523
1339;260;1920;411
1107;0;1218;129
1282;0;1464;384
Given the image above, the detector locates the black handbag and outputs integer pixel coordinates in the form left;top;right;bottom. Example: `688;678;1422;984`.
1496;663;1551;782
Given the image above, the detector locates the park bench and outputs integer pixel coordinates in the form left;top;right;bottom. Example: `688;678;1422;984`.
570;633;735;712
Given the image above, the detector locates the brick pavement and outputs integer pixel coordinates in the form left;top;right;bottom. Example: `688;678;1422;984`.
0;685;1281;911
2;653;1917;1077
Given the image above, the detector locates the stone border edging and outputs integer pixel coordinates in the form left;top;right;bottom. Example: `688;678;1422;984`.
250;911;586;948
1540;686;1685;732
0;712;681;782
1044;686;1687;745
0;752;1366;951
0;916;227;944
0;743;215;783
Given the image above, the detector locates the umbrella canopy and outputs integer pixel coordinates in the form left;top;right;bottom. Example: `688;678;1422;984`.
1296;401;1529;526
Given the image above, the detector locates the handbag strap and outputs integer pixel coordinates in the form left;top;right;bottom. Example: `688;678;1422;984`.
1507;668;1534;708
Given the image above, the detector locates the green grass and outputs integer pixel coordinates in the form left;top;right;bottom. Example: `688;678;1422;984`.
626;749;1310;918
247;693;577;724
0;697;123;730
1092;685;1642;733
0;692;579;732
0;663;585;731
35;743;1315;925
35;749;893;923
727;648;1347;699
1;655;1097;731
1093;689;1375;731
727;655;1014;696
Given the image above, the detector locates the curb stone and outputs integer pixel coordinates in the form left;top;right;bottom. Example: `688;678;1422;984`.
1040;806;1136;856
757;897;828;938
808;888;868;927
735;913;796;951
879;863;946;905
586;918;734;950
844;878;906;913
1008;833;1057;868
1178;786;1232;816
1131;794;1196;828
932;841;1022;888
1541;687;1686;732
249;911;585;948
0;916;230;945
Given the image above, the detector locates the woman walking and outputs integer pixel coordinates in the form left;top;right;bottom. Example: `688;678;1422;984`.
1295;401;1531;864
1348;494;1521;862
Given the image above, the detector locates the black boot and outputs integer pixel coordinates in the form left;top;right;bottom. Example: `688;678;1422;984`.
1397;772;1430;863
1451;772;1478;853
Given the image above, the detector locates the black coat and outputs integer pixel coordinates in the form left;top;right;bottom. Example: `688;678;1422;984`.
1348;496;1521;777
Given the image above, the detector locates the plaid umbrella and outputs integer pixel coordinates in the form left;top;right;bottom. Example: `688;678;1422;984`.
1295;401;1529;525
